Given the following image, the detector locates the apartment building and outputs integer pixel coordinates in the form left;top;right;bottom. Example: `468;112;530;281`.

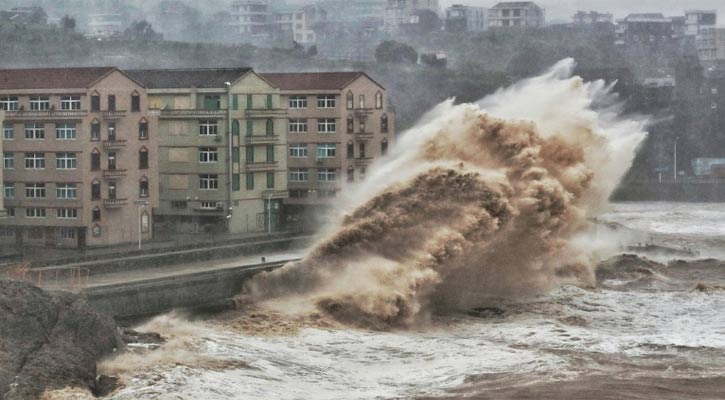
384;0;440;32
445;4;488;32
615;14;675;47
261;72;395;219
230;0;272;43
685;10;717;37
127;68;288;234
697;27;725;63
0;67;158;248
572;11;613;25
0;111;4;220
488;2;545;28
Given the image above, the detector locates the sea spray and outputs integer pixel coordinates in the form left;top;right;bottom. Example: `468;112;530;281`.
241;59;648;328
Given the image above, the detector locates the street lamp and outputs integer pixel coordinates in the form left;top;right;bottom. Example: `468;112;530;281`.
134;200;149;250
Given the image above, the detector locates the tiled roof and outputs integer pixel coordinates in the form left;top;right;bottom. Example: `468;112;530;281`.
127;68;252;89
261;72;371;91
0;67;116;90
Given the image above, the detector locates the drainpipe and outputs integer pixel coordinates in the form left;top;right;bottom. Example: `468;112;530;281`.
225;82;233;232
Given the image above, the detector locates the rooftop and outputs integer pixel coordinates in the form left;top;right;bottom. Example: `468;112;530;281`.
492;2;539;9
261;72;379;91
127;68;252;89
0;67;117;90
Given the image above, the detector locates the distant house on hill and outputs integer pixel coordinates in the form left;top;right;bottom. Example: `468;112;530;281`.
488;2;545;28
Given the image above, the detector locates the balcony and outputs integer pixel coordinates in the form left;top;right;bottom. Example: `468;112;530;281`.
102;169;127;179
159;109;227;119
262;190;289;199
102;110;127;119
4;110;87;120
355;131;375;140
354;157;373;167
103;198;128;208
244;135;279;144
244;108;287;117
245;161;278;171
102;139;127;149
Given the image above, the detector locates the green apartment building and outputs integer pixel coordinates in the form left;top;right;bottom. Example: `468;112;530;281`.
128;68;288;234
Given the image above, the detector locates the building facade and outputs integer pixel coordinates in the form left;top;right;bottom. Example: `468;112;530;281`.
128;69;288;235
0;67;158;248
261;72;395;222
488;1;545;28
230;0;272;43
615;14;675;46
572;11;613;25
697;27;725;63
685;10;717;37
445;4;487;32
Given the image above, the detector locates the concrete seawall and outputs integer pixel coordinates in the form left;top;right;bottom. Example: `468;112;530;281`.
83;261;294;320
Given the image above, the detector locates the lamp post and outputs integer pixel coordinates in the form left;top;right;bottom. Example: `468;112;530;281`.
134;200;149;250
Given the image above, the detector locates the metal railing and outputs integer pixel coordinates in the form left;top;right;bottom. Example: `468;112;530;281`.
5;110;87;119
103;198;128;208
103;169;127;179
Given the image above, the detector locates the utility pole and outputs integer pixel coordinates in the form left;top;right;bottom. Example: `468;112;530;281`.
673;136;679;181
225;82;233;231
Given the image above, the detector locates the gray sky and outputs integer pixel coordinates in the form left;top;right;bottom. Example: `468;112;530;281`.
440;0;725;22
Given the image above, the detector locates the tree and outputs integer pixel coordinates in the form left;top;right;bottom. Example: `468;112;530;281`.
60;15;76;31
124;20;163;41
375;41;418;64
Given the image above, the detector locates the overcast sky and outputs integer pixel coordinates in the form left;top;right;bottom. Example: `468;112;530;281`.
440;0;725;22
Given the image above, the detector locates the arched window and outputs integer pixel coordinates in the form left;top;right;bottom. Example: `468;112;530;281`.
141;211;150;233
381;138;389;156
381;114;388;133
347;166;354;183
138;117;148;140
91;179;101;201
347;140;354;159
91;148;101;171
265;119;274;136
131;90;141;112
91;119;101;141
359;94;366;109
91;91;101;112
346;91;354;109
347;114;354;134
232;120;240;138
139;176;149;198
139;146;149;169
375;91;383;109
92;207;101;222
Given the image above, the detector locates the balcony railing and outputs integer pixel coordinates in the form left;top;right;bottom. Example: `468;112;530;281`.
262;189;290;199
4;110;87;120
354;131;375;139
354;108;375;116
244;108;287;117
102;169;127;179
244;135;279;144
159;109;227;119
103;198;128;208
245;161;278;171
354;157;373;167
102;139;127;149
102;110;127;119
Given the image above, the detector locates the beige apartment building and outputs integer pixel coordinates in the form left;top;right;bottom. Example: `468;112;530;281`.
128;68;288;234
261;72;395;220
0;67;158;248
0;110;4;220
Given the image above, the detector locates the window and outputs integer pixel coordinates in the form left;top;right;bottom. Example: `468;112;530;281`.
56;123;76;140
139;148;149;169
246;94;253;110
289;119;308;133
107;152;117;170
92;207;101;221
4;207;14;217
3;152;13;169
24;153;45;169
56;184;77;199
25;183;46;198
91;120;100;141
266;119;274;136
24;123;45;140
317;143;336;159
317;168;337;182
232;95;239;110
381;114;389;133
246;173;254;190
92;224;101;237
139;177;149;198
0;96;18;111
30;96;50;111
91;150;101;171
233;148;240;163
347;115;354;134
60;96;81;110
91;180;101;201
346;91;354;109
317;119;336;133
131;92;140;112
233;173;240;191
289;95;307;109
107;122;116;140
359;142;366;158
56;153;77;170
266;94;273;109
359;94;365;109
289;168;309;182
4;183;14;199
347;141;354;159
91;94;101;112
381;138;389;156
375;91;383;109
203;95;221;110
289;144;308;158
139;119;149;140
200;174;219;190
60;227;76;239
199;147;218;163
3;123;13;140
108;95;116;111
171;201;187;209
56;208;78;219
199;120;218;136
26;208;46;218
246;146;255;163
347;166;354;183
266;145;274;162
200;201;219;210
232;120;240;137
317;95;336;108
108;182;117;200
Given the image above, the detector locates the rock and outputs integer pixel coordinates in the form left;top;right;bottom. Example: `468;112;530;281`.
120;328;166;346
92;375;120;397
0;280;124;399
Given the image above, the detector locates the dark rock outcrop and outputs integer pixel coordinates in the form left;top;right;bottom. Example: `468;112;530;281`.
0;280;124;399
